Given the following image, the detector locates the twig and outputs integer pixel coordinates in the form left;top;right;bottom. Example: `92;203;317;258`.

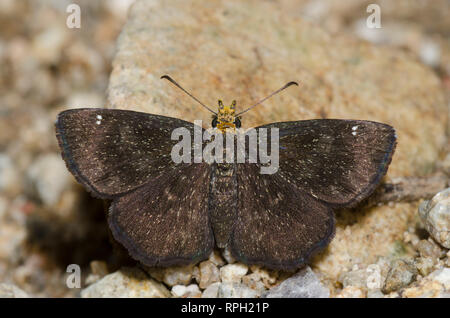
366;174;449;207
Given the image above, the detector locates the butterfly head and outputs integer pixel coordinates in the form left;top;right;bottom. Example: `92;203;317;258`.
160;75;299;133
212;100;241;133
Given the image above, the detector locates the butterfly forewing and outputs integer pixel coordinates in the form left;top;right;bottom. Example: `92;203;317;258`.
259;119;396;208
56;108;198;199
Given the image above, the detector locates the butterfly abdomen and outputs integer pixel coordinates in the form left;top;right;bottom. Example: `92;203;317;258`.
208;162;238;248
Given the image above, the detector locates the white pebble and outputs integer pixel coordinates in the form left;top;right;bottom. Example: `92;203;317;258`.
220;264;248;283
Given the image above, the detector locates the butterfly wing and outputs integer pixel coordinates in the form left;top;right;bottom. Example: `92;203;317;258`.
260;119;396;207
232;163;335;270
56;108;201;199
56;108;214;266
230;119;395;269
108;163;213;266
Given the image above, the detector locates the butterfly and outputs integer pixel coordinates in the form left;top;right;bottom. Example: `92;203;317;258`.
55;75;396;270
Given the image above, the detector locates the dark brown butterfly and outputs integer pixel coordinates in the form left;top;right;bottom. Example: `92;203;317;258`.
55;75;396;270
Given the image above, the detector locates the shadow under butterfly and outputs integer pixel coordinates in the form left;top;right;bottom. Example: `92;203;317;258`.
55;75;396;270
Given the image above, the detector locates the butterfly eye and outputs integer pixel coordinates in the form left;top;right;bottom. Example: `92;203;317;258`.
234;117;241;128
211;116;218;128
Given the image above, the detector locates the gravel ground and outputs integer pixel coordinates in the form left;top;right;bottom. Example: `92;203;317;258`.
0;0;448;297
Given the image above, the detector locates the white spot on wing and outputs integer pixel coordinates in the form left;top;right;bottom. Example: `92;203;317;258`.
96;114;103;125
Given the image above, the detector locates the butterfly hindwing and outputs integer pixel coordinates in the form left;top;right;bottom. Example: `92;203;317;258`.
231;163;335;270
108;163;214;267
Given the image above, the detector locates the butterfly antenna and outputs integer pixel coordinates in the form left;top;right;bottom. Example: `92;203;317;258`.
236;81;299;116
161;75;217;114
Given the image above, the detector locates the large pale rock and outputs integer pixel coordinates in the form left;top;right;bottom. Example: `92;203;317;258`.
106;0;448;295
108;0;447;178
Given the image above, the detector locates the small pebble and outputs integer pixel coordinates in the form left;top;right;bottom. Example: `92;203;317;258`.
338;267;367;289
217;282;258;298
242;273;267;296
263;267;329;298
415;257;435;276
417;239;445;259
202;282;220;298
419;188;450;248
382;259;417;293
336;286;365;298
367;289;384;298
172;284;201;298
198;260;220;289
220;263;248;283
401;268;450;297
249;265;278;288
146;265;194;286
